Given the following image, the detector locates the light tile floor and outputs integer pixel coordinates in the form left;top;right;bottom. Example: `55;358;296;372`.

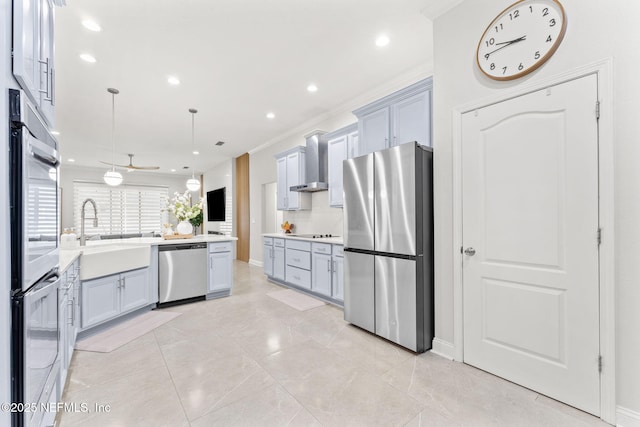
59;261;610;427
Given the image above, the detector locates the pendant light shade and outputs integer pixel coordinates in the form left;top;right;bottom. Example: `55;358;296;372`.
104;170;123;186
104;88;123;186
186;108;201;192
186;177;200;191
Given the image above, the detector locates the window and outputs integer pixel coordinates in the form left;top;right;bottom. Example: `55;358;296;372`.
73;181;168;237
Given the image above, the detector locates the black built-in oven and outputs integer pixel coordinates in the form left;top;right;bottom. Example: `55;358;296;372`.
9;88;60;293
10;89;61;427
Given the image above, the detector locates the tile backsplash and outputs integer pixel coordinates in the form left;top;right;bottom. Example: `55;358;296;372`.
282;191;343;235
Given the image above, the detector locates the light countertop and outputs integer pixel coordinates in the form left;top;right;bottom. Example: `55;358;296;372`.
59;235;237;272
262;233;343;245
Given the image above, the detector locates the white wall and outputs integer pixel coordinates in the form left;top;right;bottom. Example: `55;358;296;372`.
202;159;233;235
202;159;236;259
1;0;16;423
433;0;640;417
59;165;194;231
248;65;433;264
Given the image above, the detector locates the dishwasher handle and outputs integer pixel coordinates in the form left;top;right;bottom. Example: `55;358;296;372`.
159;242;207;251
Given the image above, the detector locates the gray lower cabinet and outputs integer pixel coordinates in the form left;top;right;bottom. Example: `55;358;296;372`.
312;243;332;296
265;238;344;304
81;268;151;330
286;240;311;289
59;258;80;395
273;239;285;281
263;238;274;276
208;241;233;295
332;246;344;301
263;237;285;280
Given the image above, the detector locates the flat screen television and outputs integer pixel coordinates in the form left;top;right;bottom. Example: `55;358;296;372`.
206;187;226;222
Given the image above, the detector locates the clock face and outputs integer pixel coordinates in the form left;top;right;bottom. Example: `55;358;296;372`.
476;0;566;81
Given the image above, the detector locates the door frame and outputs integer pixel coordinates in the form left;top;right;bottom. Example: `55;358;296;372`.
451;59;615;424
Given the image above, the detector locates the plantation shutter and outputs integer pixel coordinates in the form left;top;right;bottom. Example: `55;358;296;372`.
73;181;168;236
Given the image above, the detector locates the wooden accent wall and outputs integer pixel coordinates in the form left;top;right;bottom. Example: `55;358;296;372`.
235;153;250;262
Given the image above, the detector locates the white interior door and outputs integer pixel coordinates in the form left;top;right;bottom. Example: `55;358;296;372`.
462;74;600;415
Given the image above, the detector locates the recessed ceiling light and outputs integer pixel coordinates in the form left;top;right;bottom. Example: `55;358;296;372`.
51;130;60;135
193;150;199;155
82;19;101;32
170;168;176;172
307;84;318;93
266;112;275;119
79;53;97;63
68;158;75;162
167;76;180;85
375;34;390;47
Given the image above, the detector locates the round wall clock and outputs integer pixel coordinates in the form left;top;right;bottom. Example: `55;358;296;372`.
476;0;567;81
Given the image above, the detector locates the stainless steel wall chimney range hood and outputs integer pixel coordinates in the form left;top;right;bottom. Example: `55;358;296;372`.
290;130;328;192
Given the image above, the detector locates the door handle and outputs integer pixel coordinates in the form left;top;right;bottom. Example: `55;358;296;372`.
464;247;476;256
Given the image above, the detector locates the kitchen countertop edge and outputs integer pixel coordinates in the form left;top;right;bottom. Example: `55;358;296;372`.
59;235;237;273
262;233;343;245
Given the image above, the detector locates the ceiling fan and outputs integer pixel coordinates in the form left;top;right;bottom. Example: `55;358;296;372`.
100;154;160;172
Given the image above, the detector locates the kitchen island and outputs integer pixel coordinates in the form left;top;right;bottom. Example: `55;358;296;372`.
59;234;238;334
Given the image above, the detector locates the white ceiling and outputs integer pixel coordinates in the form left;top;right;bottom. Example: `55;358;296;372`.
55;0;453;176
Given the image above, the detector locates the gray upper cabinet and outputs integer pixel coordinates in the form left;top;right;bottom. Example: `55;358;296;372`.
354;77;432;156
275;146;310;211
13;0;56;127
326;123;359;208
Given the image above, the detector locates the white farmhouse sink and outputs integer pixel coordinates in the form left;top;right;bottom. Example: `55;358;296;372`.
79;244;151;281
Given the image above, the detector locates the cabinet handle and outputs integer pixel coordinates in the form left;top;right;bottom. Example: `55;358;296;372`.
50;67;55;106
38;58;52;101
332;260;336;272
327;259;331;272
393;136;397;145
68;299;74;325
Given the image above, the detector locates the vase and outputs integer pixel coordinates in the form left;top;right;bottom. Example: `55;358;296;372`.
176;221;193;235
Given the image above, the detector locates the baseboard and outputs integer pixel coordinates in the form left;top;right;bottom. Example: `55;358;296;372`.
248;259;263;267
430;337;455;360
617;406;640;427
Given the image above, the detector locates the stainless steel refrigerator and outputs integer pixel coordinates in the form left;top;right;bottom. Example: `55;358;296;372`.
343;142;433;353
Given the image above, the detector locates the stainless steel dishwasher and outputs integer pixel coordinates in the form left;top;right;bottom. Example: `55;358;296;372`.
158;242;208;304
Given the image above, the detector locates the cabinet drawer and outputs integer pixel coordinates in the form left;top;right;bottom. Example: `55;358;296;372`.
286;248;311;270
286;239;311;252
312;243;332;255
263;237;273;246
274;238;285;248
286;265;311;289
333;245;344;257
208;241;232;253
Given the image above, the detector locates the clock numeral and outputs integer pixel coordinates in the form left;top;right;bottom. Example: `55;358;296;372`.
542;7;549;17
485;38;495;47
549;18;556;27
502;66;508;75
490;63;496;70
495;23;503;33
546;35;553;43
518;63;524;71
484;53;490;60
534;51;541;60
529;5;533;13
509;10;520;20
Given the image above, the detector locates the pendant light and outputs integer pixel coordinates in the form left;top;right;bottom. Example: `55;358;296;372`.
186;108;201;192
103;88;123;186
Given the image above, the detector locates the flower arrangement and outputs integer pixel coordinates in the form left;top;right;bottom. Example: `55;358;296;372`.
281;221;294;234
165;190;203;223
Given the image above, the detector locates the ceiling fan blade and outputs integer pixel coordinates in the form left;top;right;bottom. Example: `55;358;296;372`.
128;165;160;170
99;160;131;168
